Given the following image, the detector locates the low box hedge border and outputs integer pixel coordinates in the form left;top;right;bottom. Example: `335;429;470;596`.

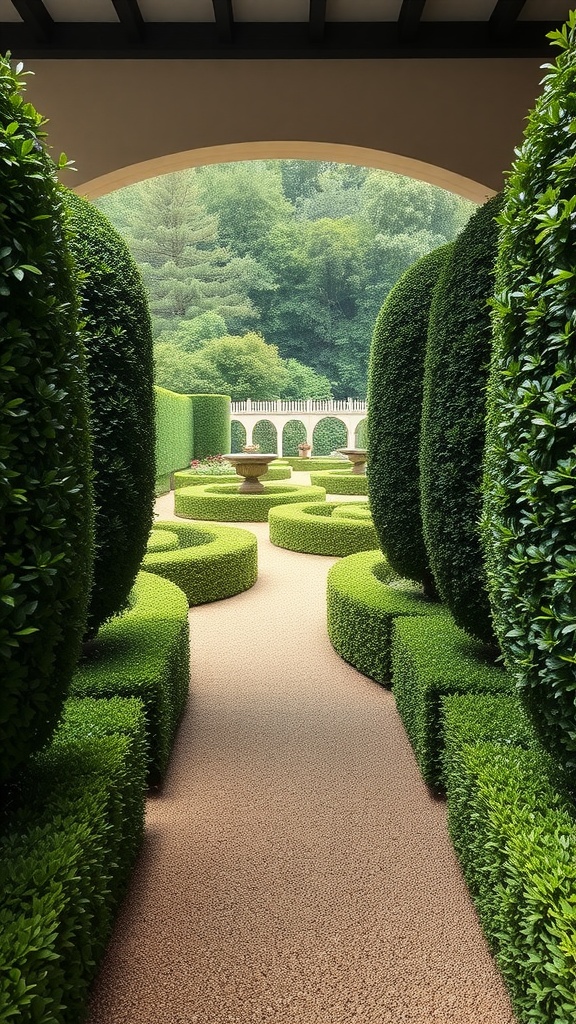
445;741;576;1024
174;482;326;522
173;464;292;489
327;550;444;685
269;501;378;556
441;692;537;783
143;520;258;604
0;698;146;1024
391;615;513;788
283;457;349;471
69;571;190;783
309;469;369;495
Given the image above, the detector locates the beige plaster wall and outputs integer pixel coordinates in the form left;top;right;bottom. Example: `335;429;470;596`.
24;57;545;199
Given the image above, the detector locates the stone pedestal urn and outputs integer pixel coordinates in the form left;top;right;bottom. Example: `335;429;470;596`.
336;448;368;475
223;454;278;492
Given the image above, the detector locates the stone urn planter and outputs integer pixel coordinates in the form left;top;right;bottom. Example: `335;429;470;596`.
223;453;278;492
336;448;368;475
298;443;312;458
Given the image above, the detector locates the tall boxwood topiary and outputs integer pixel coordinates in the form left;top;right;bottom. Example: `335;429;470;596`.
65;192;156;637
421;195;502;647
190;394;231;459
367;244;453;596
0;59;93;782
483;13;576;774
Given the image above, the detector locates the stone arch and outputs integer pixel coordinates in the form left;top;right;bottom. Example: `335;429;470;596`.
312;417;347;456
282;419;307;457
253;418;278;453
75;142;492;205
230;420;246;454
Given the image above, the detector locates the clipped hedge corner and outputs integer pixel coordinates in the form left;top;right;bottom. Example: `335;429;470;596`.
391;615;513;788
69;571;189;783
309;470;368;495
327;550;445;685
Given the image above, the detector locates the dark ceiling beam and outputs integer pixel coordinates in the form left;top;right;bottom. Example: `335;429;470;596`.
398;0;427;43
10;0;52;41
309;0;327;44
0;19;563;59
111;0;145;40
212;0;233;43
489;0;527;40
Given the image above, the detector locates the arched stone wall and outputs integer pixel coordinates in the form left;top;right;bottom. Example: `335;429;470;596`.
253;419;278;452
23;58;546;197
282;419;307;457
231;420;246;453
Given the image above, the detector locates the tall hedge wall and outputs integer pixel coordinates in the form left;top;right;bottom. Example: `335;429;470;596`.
65;192;156;638
483;13;576;775
190;393;231;460
421;195;502;647
155;386;194;486
0;60;93;782
367;244;453;596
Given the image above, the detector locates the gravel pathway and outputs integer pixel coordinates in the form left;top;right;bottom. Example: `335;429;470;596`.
86;489;516;1024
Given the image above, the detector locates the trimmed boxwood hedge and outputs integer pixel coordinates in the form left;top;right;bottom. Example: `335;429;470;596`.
69;571;189;782
421;196;503;646
0;698;146;1024
327;550;445;685
155;386;194;493
0;59;93;783
144;520;257;604
441;692;537;785
283;457;347;471
269;501;378;557
190;394;231;460
175;482;326;522
173;464;291;489
367;244;453;596
65;192;155;638
391;615;513;788
147;529;179;553
446;742;576;1023
483;12;576;778
309;469;368;495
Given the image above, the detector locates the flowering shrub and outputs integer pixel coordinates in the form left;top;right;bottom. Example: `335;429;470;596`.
188;455;233;476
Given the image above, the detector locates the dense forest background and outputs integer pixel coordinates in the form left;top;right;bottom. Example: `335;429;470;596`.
96;161;475;400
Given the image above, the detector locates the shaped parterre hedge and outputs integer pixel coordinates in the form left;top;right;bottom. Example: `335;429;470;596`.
482;13;576;777
446;742;576;1024
173;464;291;489
147;529;179;553
327;550;445;685
367;244;453;596
283;457;348;471
391;615;513;789
0;59;93;783
309;470;368;495
0;698;146;1024
144;520;257;604
421;195;503;646
269;501;378;556
175;483;326;522
69;571;189;783
190;394;231;460
65;192;155;637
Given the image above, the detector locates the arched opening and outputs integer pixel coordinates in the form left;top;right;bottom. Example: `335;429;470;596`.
355;418;368;448
282;419;307;456
76;142;493;204
230;420;246;454
312;417;347;456
253;419;278;453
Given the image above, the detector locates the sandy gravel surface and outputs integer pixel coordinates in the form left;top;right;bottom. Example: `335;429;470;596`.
86;484;516;1024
